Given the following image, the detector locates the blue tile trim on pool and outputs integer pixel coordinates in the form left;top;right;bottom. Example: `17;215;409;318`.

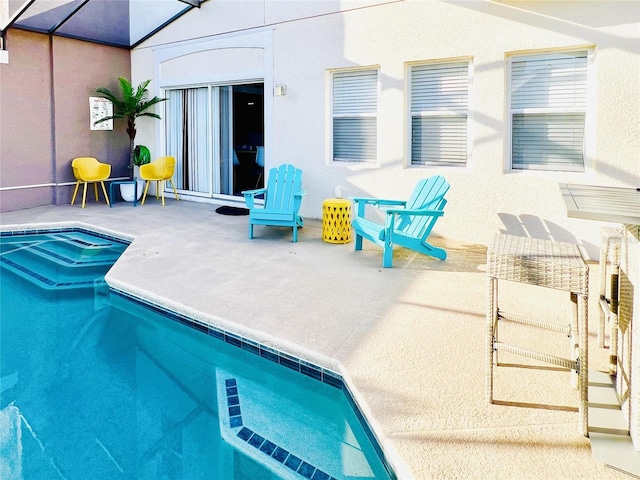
227;377;338;480
0;257;57;286
225;378;243;428
110;289;346;391
0;227;130;246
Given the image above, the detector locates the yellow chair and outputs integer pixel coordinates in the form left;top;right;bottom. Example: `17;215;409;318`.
70;157;111;208
140;156;180;206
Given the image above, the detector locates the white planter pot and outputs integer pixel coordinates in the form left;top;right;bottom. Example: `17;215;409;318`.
120;180;145;202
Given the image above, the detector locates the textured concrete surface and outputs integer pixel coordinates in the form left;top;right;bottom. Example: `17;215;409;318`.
0;200;628;479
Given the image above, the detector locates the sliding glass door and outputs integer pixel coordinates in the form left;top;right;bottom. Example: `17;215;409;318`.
165;83;264;199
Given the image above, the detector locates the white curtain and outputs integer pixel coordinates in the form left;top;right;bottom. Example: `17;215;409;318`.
166;88;210;193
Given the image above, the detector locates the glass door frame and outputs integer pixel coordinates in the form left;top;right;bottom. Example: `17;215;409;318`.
161;79;264;202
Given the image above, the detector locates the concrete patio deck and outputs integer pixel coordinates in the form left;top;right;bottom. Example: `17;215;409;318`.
0;199;628;479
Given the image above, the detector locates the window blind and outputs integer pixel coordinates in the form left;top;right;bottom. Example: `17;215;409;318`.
333;70;377;162
410;62;468;166
510;52;587;171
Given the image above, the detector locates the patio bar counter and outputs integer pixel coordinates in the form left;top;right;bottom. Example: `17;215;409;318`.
560;183;640;450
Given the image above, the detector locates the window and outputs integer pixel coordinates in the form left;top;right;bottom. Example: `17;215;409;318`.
509;51;589;172
410;61;470;166
332;70;378;163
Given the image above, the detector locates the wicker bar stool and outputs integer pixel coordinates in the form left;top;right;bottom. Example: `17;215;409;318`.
598;226;622;375
486;234;590;436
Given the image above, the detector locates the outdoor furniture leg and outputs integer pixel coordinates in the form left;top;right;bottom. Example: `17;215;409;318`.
71;182;80;205
100;181;110;206
571;292;579;389
169;180;180;201
142;181;151;205
578;291;589;436
82;182;88;208
487;276;497;403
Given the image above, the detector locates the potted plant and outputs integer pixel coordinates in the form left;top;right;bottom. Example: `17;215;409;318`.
93;77;166;180
119;145;151;202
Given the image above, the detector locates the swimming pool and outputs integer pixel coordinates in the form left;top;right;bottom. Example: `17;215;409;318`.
0;229;395;480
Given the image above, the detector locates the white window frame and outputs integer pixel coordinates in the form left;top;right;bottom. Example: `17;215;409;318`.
408;59;472;167
331;68;379;163
507;49;594;173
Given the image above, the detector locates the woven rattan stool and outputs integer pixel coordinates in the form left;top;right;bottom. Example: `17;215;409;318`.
486;234;589;436
598;226;622;375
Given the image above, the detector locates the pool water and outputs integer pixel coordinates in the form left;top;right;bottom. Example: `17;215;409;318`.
0;230;393;480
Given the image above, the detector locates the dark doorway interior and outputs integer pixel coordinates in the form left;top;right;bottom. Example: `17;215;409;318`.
233;83;264;195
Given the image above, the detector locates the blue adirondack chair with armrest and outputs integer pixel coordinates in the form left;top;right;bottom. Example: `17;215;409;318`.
242;164;306;242
351;175;450;267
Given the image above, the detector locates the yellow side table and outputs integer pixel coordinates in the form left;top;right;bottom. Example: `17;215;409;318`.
322;198;352;244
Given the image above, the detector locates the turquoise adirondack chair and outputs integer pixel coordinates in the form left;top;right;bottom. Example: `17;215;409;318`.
351;175;450;267
242;164;306;242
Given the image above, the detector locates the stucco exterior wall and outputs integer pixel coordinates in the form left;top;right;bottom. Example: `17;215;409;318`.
0;29;131;211
0;30;53;211
133;0;640;257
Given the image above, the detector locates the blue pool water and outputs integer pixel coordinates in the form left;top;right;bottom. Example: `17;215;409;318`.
0;230;394;480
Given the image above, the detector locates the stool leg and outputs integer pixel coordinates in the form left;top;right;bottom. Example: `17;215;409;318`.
609;263;620;376
578;292;589;437
487;276;497;403
610;311;619;375
570;292;579;389
598;240;608;348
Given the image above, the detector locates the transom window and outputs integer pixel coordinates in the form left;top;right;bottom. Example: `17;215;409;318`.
332;69;378;163
509;50;590;172
410;61;470;166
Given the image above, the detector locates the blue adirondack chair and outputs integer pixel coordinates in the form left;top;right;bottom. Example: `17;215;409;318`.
242;164;306;242
351;175;450;267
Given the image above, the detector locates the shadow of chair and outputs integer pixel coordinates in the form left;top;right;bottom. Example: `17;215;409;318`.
140;156;180;206
351;175;450;267
242;163;306;242
70;157;111;208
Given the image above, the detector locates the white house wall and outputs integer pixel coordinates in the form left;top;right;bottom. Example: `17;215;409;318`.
132;0;640;259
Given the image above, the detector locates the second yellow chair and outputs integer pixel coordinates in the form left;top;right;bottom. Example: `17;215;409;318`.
140;156;180;206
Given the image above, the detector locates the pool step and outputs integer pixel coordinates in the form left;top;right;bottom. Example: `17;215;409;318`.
0;232;127;291
23;242;121;268
588;370;640;477
0;255;108;291
216;371;379;480
1;232;125;266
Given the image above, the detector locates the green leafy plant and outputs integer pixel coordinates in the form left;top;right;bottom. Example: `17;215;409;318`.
94;77;166;178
